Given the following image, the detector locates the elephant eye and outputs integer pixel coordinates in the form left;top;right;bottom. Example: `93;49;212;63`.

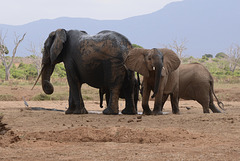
148;57;151;60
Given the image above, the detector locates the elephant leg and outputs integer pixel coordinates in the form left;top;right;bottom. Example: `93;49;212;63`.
152;90;164;115
122;91;137;114
122;75;137;115
196;88;210;113
73;84;88;114
99;89;104;108
66;76;88;114
170;93;180;114
65;90;76;114
134;79;139;112
103;87;120;115
209;91;221;113
160;94;169;111
198;98;210;113
105;91;110;107
142;84;152;115
99;89;110;108
134;91;138;112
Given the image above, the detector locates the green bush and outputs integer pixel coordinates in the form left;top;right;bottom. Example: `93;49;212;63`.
9;63;38;80
52;63;66;78
215;52;228;59
132;44;143;48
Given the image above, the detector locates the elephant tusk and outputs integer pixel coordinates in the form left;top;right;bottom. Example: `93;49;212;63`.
31;65;45;90
153;67;156;71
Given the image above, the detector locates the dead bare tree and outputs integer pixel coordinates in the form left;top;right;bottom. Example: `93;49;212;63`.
163;38;188;59
0;32;26;81
227;44;240;72
27;42;42;76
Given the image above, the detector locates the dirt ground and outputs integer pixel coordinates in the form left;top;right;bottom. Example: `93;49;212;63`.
0;85;240;160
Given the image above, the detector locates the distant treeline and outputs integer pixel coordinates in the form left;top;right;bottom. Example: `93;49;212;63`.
0;54;239;83
0;61;66;80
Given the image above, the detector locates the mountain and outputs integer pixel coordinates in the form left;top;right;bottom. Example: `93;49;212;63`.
0;0;239;57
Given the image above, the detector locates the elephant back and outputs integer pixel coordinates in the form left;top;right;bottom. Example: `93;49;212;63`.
77;30;132;62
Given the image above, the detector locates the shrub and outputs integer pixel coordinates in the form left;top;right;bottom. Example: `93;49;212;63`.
31;92;68;101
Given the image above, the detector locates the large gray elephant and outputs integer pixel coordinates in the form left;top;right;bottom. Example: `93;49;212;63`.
33;29;137;115
125;48;181;115
161;63;224;113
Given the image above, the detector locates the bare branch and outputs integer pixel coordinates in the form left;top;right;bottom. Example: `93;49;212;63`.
0;32;26;80
161;38;188;59
12;33;26;57
227;44;240;72
27;41;43;75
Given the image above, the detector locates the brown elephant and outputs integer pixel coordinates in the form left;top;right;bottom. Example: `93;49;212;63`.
125;48;181;115
161;63;224;113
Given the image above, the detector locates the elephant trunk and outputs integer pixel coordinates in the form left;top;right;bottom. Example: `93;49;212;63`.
151;59;163;98
41;64;55;95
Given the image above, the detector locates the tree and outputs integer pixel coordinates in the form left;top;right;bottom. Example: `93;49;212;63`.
226;44;240;72
132;44;143;48
27;42;42;76
215;52;228;59
163;38;188;59
202;54;213;58
0;32;26;80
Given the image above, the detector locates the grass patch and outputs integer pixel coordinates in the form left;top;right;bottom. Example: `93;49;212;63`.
0;94;17;101
31;92;69;101
82;95;92;100
214;83;240;89
31;92;96;101
31;93;51;101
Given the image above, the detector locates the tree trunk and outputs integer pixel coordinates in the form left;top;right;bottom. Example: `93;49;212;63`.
5;67;10;81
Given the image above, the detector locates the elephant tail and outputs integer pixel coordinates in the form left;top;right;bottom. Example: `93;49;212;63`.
99;89;104;108
210;78;224;110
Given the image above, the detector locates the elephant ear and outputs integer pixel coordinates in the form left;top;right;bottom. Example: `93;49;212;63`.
161;48;181;75
50;29;67;64
42;31;56;65
125;48;149;77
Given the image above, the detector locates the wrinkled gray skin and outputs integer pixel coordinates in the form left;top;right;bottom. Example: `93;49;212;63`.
40;29;136;115
99;77;139;111
125;48;181;115
160;63;224;113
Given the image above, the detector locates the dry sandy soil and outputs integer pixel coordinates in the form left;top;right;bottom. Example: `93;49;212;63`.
0;84;240;160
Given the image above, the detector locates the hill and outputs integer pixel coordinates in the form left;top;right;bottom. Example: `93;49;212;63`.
0;0;239;57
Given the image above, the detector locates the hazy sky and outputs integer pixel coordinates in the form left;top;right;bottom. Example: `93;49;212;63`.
1;0;181;25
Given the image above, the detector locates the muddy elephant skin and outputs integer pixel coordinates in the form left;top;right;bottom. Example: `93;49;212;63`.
40;29;137;115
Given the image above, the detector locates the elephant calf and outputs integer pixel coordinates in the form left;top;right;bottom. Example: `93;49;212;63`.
162;63;224;113
99;77;140;111
125;48;181;115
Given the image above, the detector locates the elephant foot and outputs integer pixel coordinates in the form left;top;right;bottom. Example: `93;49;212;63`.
143;109;152;115
203;108;210;113
122;107;137;115
172;109;180;114
65;107;75;114
72;107;88;114
152;110;163;115
103;107;119;115
212;110;221;113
